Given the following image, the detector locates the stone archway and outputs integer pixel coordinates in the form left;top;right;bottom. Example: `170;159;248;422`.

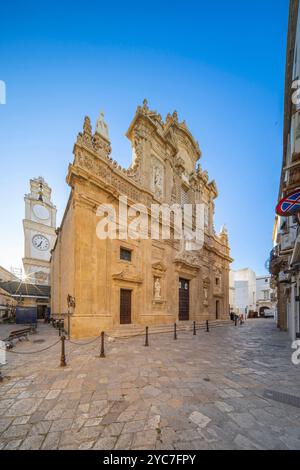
259;306;270;317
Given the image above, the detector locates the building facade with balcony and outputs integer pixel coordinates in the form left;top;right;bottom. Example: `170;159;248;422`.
256;275;277;318
270;0;300;339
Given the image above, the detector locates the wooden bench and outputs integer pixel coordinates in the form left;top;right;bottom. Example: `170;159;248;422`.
5;325;37;349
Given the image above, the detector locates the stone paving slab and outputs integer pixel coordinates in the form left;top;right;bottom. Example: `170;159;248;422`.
0;320;300;450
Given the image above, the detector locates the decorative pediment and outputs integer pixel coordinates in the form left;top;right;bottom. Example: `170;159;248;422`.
173;259;200;277
152;262;167;274
112;269;143;284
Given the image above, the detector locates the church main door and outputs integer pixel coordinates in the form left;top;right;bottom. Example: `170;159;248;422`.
179;278;189;321
120;289;132;324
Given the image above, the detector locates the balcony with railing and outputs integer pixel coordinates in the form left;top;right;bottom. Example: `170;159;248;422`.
269;245;282;275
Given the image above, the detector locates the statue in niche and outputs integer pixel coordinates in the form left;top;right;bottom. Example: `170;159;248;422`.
152;160;164;199
204;204;209;227
204;287;208;301
171;174;177;201
154;278;161;300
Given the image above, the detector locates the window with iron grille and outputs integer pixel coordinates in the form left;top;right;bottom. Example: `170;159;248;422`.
120;247;132;262
181;187;189;207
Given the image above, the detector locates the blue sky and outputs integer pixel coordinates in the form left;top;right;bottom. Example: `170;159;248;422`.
0;0;289;275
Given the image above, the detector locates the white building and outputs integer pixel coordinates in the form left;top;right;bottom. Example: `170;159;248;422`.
229;271;236;312
231;268;256;316
256;275;277;317
270;0;300;340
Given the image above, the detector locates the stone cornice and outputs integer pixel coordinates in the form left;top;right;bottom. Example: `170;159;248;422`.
112;270;143;284
23;219;57;235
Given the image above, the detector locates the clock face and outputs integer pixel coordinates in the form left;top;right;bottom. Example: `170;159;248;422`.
33;204;49;220
32;234;50;251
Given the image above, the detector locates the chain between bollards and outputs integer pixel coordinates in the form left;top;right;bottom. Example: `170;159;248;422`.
193;321;196;336
206;320;210;333
100;331;105;358
145;326;149;347
60;335;66;367
174;322;177;340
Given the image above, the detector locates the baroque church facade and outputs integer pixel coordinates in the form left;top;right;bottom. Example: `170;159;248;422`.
51;101;232;338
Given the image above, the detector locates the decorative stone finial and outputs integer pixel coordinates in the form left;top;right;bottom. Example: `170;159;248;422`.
83;116;92;136
143;98;149;110
95;111;109;140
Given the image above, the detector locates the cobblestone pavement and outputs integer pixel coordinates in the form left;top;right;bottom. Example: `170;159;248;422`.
1;319;300;450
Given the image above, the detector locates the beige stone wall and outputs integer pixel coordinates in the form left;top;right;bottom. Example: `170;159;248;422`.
51;199;75;316
54;195;230;338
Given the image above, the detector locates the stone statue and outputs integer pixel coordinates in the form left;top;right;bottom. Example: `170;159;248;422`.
204;287;208;300
95;111;109;140
153;165;163;198
154;278;161;300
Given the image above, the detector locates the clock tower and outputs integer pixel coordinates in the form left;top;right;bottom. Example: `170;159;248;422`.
23;177;57;285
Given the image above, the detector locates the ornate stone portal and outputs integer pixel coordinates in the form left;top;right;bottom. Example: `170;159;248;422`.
51;103;233;338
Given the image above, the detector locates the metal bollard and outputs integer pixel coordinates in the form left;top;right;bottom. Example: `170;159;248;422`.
145;326;149;347
206;320;209;332
100;331;105;358
60;335;66;367
0;371;3;383
174;323;177;340
235;316;238;327
193;321;196;336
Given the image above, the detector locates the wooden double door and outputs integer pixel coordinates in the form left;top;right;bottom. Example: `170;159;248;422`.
179;278;190;321
120;289;132;324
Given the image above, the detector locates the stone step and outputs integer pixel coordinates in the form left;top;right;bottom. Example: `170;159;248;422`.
107;319;233;338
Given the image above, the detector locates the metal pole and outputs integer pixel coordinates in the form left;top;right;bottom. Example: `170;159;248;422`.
193;321;196;336
67;313;70;340
60;335;66;367
235;316;237;327
206;320;209;332
145;326;149;347
100;331;105;358
174;323;177;340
